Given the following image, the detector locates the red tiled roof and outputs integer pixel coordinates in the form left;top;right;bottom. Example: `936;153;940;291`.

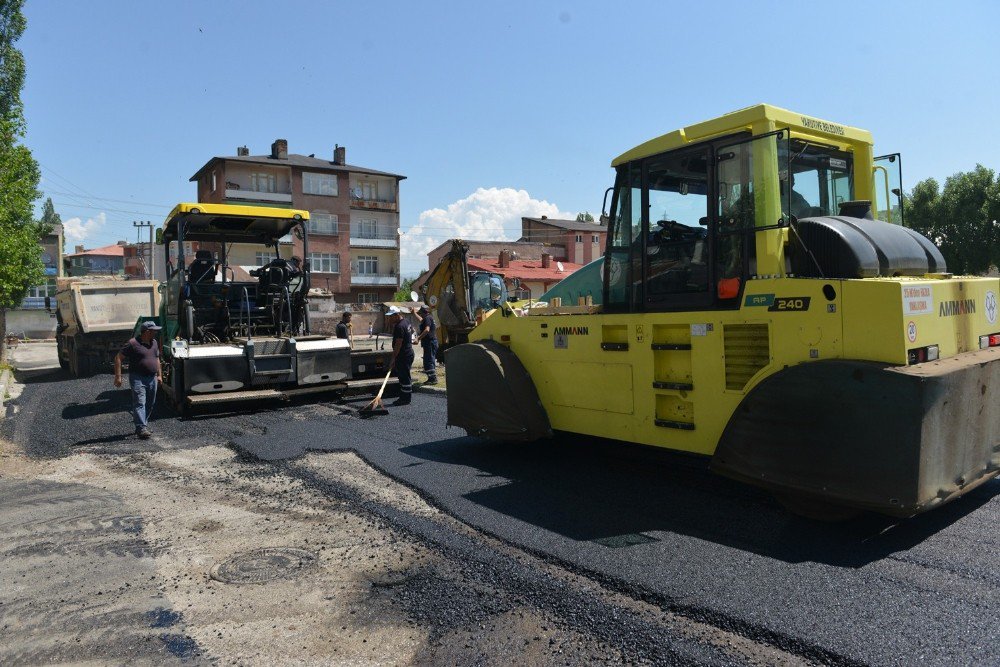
467;258;583;283
65;243;126;258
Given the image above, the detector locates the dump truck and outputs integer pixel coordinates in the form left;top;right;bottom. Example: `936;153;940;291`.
447;103;1000;519
151;203;394;414
52;277;161;377
421;239;509;354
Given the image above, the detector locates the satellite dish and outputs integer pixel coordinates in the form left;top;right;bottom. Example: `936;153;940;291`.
556;261;565;272
410;290;419;302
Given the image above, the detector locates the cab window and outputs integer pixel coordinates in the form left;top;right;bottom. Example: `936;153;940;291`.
643;148;710;306
788;141;853;217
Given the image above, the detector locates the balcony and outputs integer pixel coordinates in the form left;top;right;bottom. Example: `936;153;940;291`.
350;273;399;287
225;188;292;204
350;196;397;212
349;231;398;249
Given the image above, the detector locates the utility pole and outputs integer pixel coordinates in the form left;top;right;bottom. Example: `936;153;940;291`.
133;220;154;279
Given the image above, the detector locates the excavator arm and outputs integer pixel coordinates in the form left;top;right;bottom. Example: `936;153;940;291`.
422;240;476;349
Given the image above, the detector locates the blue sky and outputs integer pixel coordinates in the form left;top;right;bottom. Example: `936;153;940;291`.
20;0;1000;276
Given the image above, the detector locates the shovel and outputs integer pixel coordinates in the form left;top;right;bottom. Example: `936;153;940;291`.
359;369;392;417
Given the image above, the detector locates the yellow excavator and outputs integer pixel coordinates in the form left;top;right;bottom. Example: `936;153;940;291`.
447;104;1000;519
420;239;509;355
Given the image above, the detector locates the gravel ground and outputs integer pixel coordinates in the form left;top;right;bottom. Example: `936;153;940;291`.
0;348;811;665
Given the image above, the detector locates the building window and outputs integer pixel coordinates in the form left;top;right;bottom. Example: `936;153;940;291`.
357;218;377;238
357;292;379;304
304;172;338;196
592;235;599;243
211;171;217;192
575;234;583;242
309;252;340;273
255;252;275;266
251;173;276;193
27;280;56;298
307;212;338;235
356;255;378;275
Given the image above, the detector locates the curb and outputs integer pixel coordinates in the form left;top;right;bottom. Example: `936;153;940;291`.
0;367;10;418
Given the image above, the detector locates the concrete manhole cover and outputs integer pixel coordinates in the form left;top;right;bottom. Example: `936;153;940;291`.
210;547;317;584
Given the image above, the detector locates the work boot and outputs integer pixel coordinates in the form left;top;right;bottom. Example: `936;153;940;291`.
390;395;411;407
138;428;152;440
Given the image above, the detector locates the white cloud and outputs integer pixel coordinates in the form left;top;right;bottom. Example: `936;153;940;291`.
401;187;575;275
62;212;106;246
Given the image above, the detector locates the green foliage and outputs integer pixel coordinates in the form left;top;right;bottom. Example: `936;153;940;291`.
905;165;1000;274
575;211;594;222
39;196;60;235
0;0;41;318
393;277;417;302
0;0;27;124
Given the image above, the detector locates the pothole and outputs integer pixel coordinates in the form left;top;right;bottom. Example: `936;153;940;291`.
210;547;317;584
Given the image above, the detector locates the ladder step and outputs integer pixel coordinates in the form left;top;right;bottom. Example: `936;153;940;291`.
601;342;629;351
653;381;694;391
651;343;692;350
655;419;695;430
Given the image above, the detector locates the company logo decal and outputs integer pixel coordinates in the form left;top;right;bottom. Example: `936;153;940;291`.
938;299;976;317
744;294;775;307
986;291;997;325
554;326;589;335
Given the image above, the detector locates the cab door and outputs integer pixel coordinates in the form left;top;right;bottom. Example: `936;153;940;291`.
874;153;904;225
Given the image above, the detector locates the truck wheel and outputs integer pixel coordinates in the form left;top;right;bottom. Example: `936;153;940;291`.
57;337;69;371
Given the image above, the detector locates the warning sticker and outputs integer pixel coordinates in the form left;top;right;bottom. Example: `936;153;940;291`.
902;285;933;315
907;321;918;343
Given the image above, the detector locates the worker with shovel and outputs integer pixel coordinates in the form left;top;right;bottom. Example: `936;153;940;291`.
387;306;414;406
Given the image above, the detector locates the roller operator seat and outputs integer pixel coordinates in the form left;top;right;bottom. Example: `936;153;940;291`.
189;250;217;284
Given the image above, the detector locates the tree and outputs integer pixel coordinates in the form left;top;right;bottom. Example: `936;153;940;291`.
393;277;417;302
905;165;1000;275
575;212;594;222
0;0;41;360
39;196;60;231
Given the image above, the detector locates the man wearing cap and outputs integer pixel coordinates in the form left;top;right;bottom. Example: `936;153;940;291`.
415;305;438;385
114;321;162;439
336;311;352;344
386;306;414;406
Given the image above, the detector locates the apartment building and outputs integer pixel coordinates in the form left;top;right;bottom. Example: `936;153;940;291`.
190;140;405;304
520;216;607;265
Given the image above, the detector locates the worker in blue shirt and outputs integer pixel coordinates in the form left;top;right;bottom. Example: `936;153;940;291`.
416;305;438;384
387;306;414;406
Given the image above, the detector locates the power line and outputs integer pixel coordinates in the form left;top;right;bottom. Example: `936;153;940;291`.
44;188;173;209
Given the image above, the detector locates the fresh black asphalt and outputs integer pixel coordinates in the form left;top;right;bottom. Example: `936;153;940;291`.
6;367;1000;666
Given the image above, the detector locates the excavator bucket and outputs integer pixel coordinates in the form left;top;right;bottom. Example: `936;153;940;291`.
445;340;552;441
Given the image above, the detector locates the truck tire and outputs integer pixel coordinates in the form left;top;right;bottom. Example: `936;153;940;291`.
56;336;69;371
